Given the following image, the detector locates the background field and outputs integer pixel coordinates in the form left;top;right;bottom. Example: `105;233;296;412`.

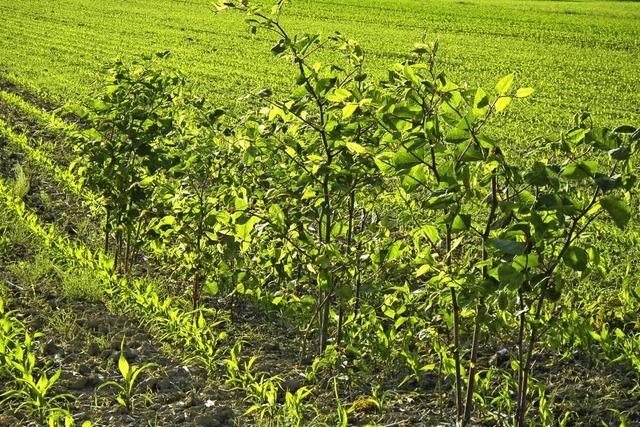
1;0;639;144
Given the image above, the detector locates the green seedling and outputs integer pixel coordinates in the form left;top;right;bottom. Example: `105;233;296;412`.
1;369;73;422
97;340;157;411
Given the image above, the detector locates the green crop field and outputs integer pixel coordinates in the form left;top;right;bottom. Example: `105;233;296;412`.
1;0;639;426
1;0;639;136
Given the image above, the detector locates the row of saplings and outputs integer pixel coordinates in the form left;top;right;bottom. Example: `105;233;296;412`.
63;1;639;424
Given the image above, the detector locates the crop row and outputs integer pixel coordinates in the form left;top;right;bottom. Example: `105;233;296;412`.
0;90;76;136
0;94;232;375
0;293;92;426
0;116;103;218
0;175;229;375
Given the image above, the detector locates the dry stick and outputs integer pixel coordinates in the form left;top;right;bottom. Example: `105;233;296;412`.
337;189;356;346
124;226;132;273
463;174;499;424
354;271;362;317
516;288;526;417
131;217;145;271
450;286;463;422
446;222;464;422
516;287;546;427
462;302;483;425
318;171;333;353
114;229;122;271
104;207;111;254
352;207;368;319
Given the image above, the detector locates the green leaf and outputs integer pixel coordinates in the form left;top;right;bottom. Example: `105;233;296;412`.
386;240;404;262
594;174;621;192
271;39;287;55
600;196;631;229
489;238;526;255
336;285;352;300
452;214;471;232
424;193;457;210
235;216;260;241
421;225;439;244
515;87;534;98
89;99;109;112
159;215;176;227
562;246;588;271
495;74;514;95
512;254;539;271
561;161;598;180
525;162;554;186
234;195;248;211
317;270;331;290
326;88;351;103
393;148;423;170
608;146;630;161
118;354;130;378
445;126;470;143
383;306;396;319
495;97;512;112
204;281;218;296
403;64;420;86
613;125;637;134
415;264;432;278
342;103;358;119
139;175;155;187
489;262;525;289
473;88;490;109
564;128;588;146
346;141;367;155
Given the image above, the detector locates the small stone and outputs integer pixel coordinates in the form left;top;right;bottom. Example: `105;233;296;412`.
87;342;101;356
78;364;92;375
282;377;304;394
214;406;234;423
123;347;138;361
0;414;20;425
194;415;221;427
110;337;123;350
44;341;62;356
87;318;101;331
69;376;87;390
490;347;510;367
419;372;438;390
86;374;104;387
183;393;202;408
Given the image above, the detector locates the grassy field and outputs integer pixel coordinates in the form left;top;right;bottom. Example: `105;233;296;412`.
1;0;639;140
1;1;640;426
